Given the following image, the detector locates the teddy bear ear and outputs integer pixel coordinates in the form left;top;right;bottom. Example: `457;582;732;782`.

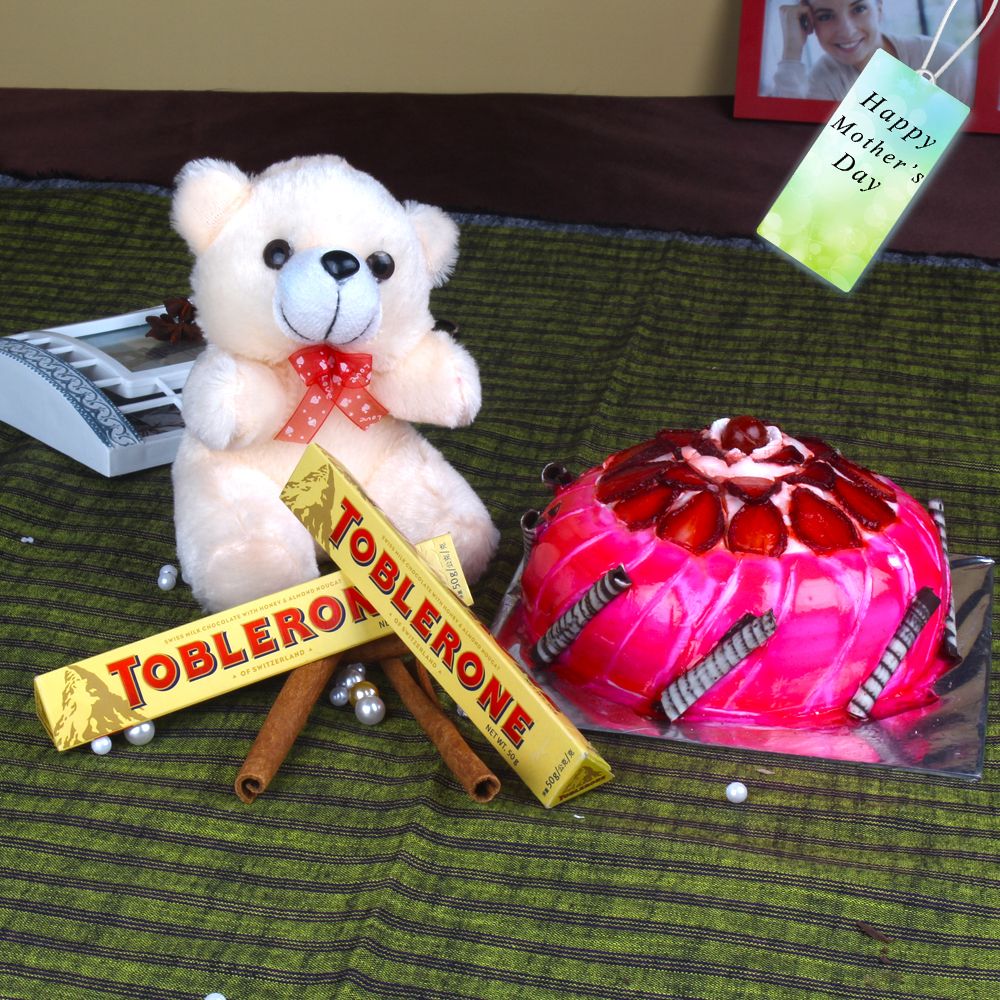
404;201;460;287
171;158;252;253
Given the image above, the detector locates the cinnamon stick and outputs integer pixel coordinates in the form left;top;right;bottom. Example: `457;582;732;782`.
412;661;441;706
233;634;445;804
234;654;341;803
344;636;437;703
344;633;409;662
380;656;501;803
233;634;409;802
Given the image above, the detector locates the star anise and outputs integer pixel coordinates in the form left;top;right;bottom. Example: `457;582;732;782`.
146;296;203;345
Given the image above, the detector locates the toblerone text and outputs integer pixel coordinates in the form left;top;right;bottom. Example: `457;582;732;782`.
281;444;613;807
35;535;469;752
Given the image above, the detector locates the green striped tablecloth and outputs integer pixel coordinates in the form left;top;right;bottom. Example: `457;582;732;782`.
0;180;997;999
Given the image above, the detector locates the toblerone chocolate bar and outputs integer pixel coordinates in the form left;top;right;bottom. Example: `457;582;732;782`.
34;535;469;752
281;444;613;808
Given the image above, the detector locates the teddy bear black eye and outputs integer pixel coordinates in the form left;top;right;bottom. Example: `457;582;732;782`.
263;239;293;270
366;251;395;282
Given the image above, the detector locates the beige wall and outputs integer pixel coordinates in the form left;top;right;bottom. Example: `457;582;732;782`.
0;0;739;96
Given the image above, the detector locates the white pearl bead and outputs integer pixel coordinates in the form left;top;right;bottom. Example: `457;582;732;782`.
336;663;365;689
124;722;156;746
90;736;113;755
725;781;748;804
355;695;385;725
157;564;178;591
328;684;351;708
204;993;227;1000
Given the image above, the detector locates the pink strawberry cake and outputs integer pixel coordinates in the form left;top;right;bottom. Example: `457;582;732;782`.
517;416;953;727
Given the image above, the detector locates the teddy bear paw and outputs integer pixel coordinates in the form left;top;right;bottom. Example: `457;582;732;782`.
440;349;482;427
449;516;500;585
193;538;318;612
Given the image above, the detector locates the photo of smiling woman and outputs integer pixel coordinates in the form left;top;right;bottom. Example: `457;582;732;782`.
768;0;977;103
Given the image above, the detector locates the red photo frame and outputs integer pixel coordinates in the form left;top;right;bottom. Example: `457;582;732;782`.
734;0;1000;134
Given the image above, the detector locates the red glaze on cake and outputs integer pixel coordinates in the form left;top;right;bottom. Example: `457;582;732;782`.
519;417;952;727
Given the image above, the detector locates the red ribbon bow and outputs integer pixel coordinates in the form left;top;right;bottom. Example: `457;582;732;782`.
276;344;388;443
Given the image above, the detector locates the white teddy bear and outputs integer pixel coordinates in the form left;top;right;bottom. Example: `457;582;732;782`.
170;155;499;612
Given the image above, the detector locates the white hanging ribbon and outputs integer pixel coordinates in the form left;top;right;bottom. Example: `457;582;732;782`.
918;0;999;83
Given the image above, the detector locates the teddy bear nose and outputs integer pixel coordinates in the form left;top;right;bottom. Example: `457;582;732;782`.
321;250;361;281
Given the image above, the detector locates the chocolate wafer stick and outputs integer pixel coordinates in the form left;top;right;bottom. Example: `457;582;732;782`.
848;587;941;720
928;499;960;659
380;657;501;803
661;610;777;722
533;564;632;666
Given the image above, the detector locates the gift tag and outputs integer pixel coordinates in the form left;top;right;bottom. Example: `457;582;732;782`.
759;48;969;293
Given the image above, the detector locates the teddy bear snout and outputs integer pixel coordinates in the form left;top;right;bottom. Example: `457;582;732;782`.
273;246;382;347
321;250;361;282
